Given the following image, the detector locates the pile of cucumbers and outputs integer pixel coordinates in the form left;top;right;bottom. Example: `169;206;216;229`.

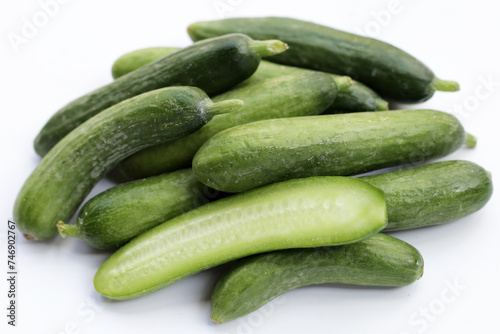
14;17;493;323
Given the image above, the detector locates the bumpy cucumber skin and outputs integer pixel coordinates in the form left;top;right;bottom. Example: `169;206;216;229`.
188;17;448;103
14;87;228;240
211;233;423;323
193;110;465;193
250;62;388;112
94;176;387;300
111;47;180;79
111;46;388;113
112;72;339;181
361;160;493;231
330;80;389;113
68;169;216;249
34;34;267;156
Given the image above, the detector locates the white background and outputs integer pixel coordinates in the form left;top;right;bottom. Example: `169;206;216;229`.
1;0;499;333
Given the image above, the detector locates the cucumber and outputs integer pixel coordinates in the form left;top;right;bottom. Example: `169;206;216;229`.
111;71;351;181
57;169;218;249
13;87;242;240
111;47;180;79
361;160;493;231
188;17;460;103
34;34;287;156
193;110;465;193
94;176;387;300
111;46;388;112
62;161;492;249
211;233;423;323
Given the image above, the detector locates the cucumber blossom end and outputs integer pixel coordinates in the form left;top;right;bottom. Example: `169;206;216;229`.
465;133;477;149
375;99;390;111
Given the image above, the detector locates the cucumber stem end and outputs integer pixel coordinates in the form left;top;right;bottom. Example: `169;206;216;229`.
431;77;460;92
57;221;80;238
205;99;244;117
249;40;289;58
334;76;354;91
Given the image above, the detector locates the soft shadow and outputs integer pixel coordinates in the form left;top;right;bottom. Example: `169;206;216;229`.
200;262;236;302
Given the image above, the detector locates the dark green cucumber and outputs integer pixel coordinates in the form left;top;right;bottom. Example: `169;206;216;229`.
193;110;465;193
211;233;423;323
361;160;493;231
188;17;459;103
111;46;388;112
94;176;387;300
111;72;351;181
57;169;219;249
111;47;180;79
13;87;242;240
34;34;287;156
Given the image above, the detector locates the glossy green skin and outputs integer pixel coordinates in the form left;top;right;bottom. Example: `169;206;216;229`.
211;233;423;323
111;47;388;113
188;17;444;103
112;71;340;181
65;169;218;249
34;34;265;156
14;87;227;240
111;47;180;79
193;110;465;193
362;160;493;231
94;177;387;300
239;62;388;112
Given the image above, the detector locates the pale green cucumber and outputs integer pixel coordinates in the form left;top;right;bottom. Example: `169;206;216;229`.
94;176;387;300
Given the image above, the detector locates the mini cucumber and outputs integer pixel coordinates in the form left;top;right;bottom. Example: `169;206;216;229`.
13;87;242;240
94;176;387;300
111;47;180;79
188;17;459;103
111;71;350;181
193;110;465;193
34;34;287;156
111;46;388;112
211;233;423;323
361;160;493;231
57;169;218;249
62;161;492;249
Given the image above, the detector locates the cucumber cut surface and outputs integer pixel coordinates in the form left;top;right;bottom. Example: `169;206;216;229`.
94;176;387;300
